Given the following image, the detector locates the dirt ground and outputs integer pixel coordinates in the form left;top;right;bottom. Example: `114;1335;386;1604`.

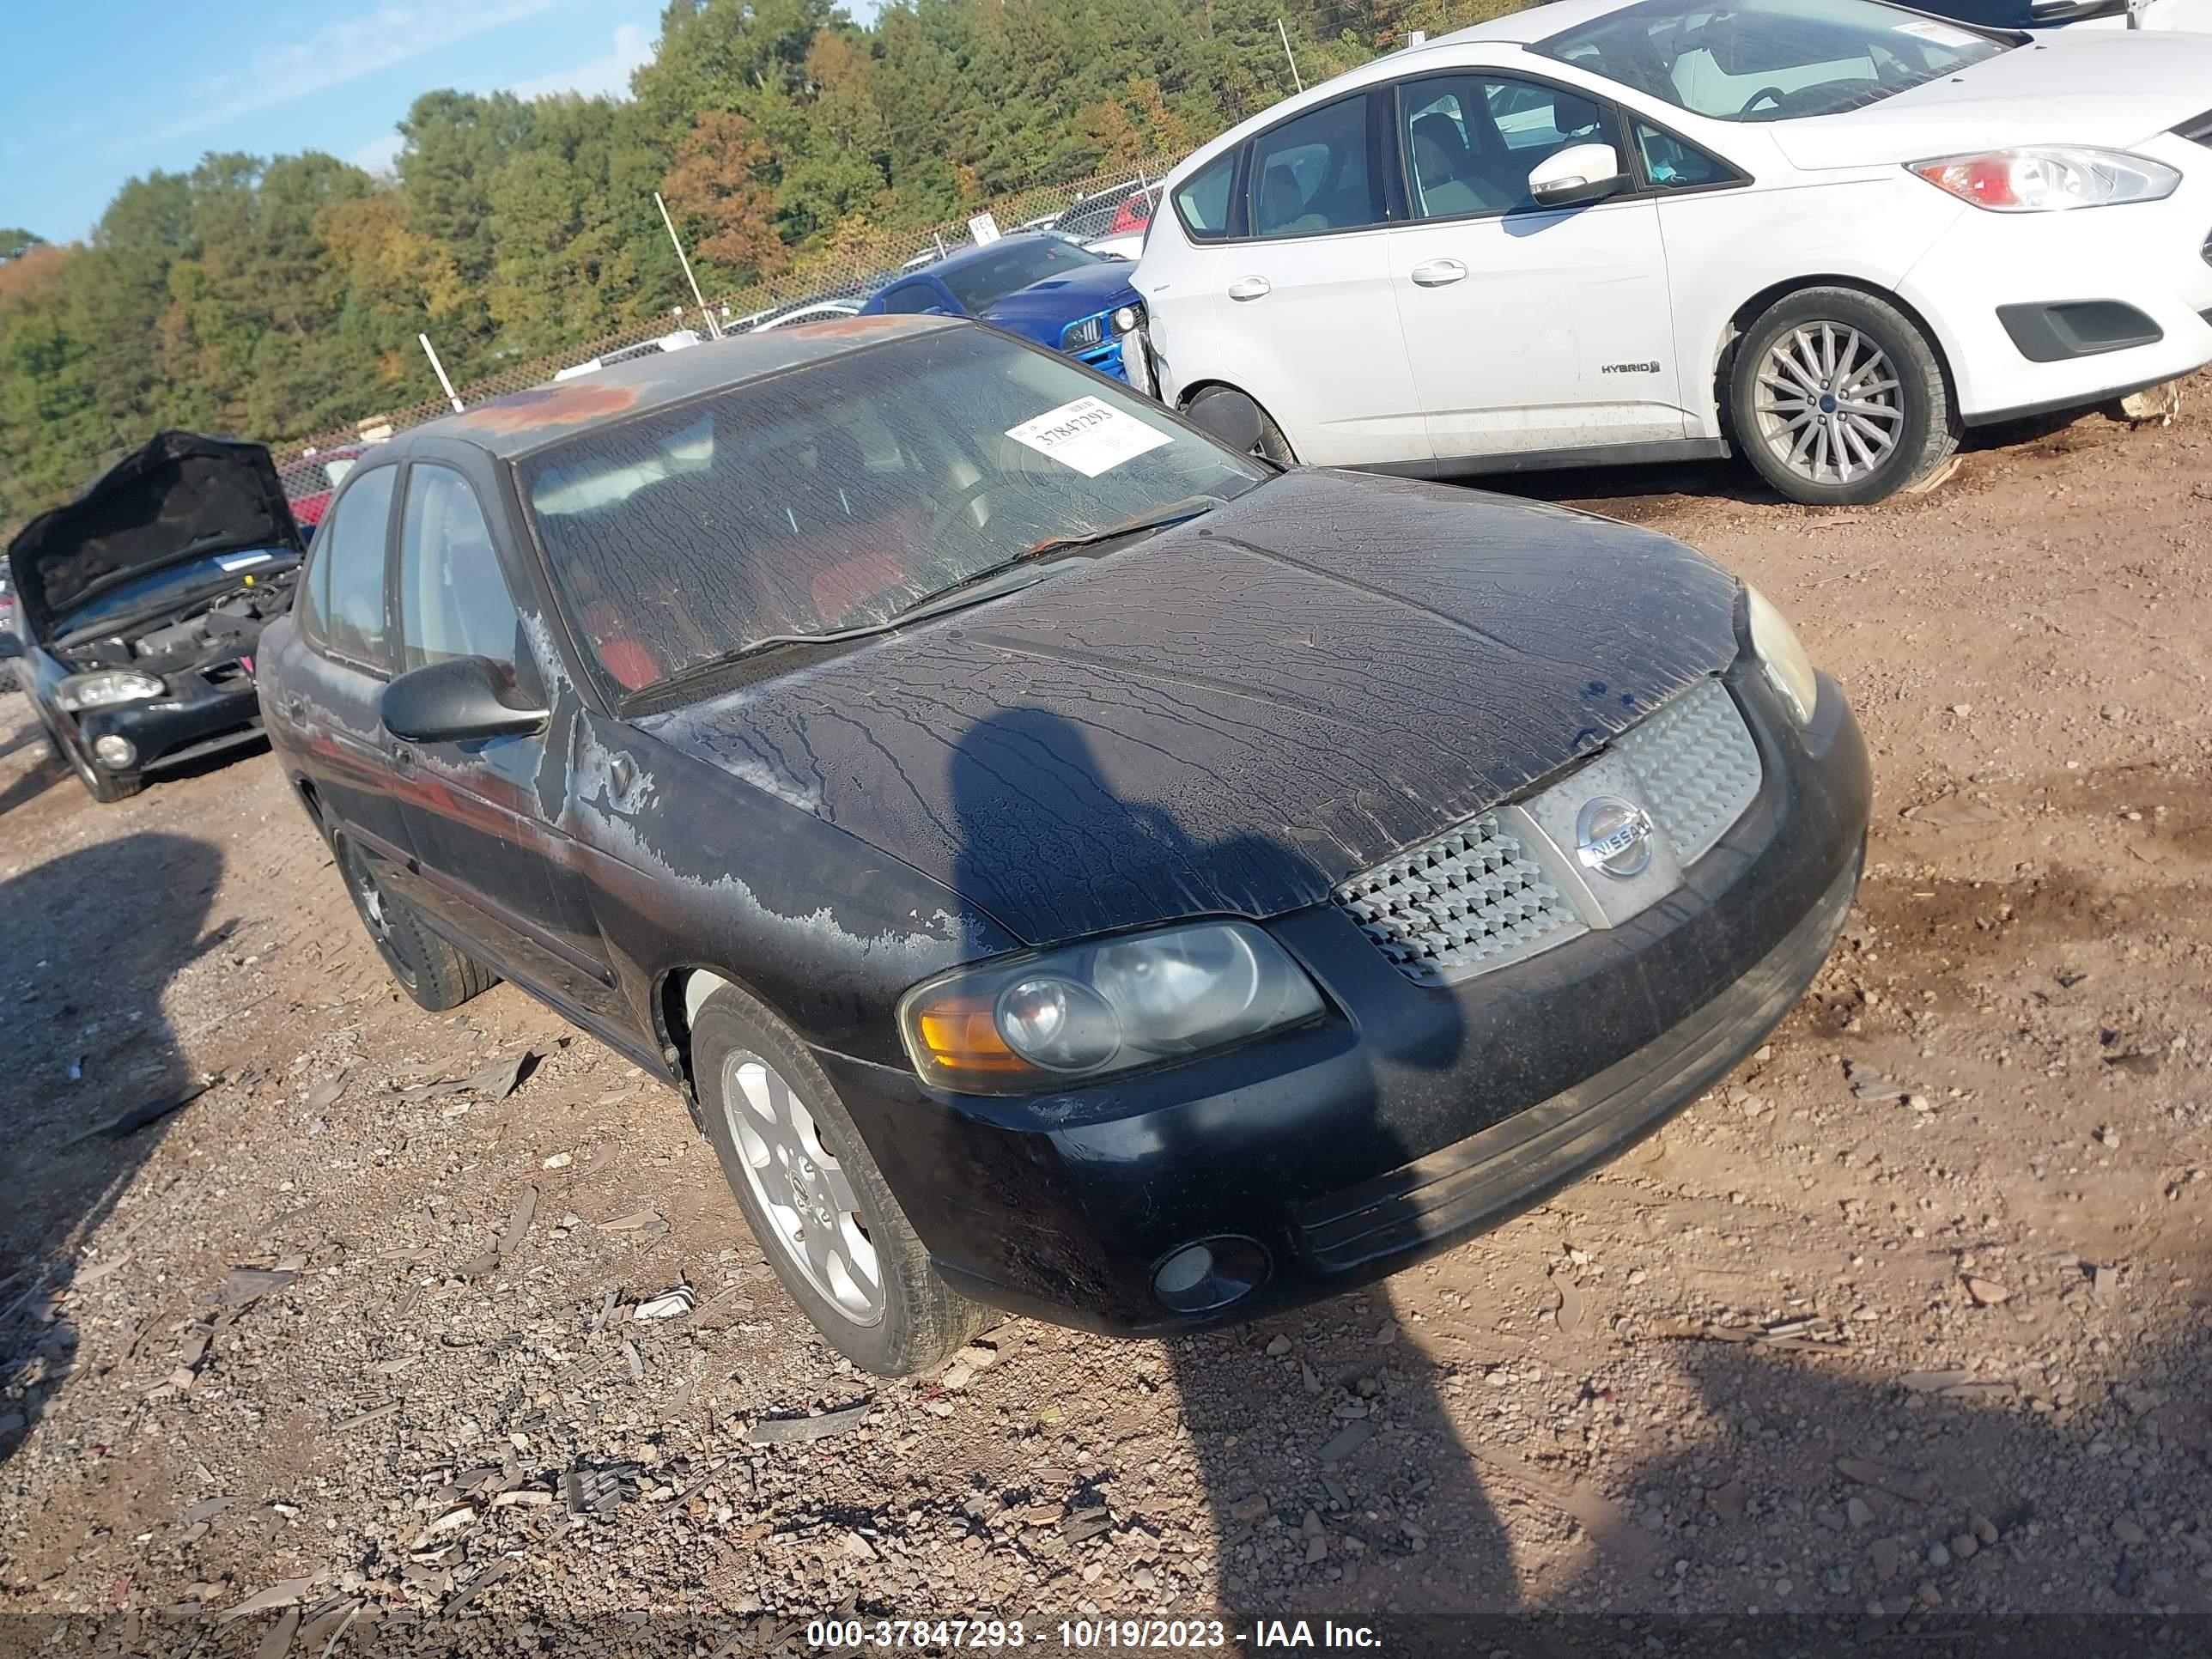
3;393;2209;1655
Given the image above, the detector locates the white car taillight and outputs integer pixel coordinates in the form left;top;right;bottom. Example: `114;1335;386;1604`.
1908;148;2179;212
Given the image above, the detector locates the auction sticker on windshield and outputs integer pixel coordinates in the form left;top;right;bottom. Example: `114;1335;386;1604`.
1893;18;1982;44
1006;397;1173;477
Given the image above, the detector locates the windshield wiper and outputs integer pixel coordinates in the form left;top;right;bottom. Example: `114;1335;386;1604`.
1018;495;1226;562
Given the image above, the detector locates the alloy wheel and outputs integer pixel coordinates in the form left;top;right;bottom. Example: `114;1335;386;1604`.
721;1050;884;1325
1752;323;1904;489
339;843;415;986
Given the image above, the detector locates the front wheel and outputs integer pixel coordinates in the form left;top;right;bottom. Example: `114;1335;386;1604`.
1730;287;1958;506
693;981;988;1376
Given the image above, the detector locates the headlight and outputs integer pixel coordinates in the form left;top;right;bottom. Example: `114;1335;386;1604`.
58;671;165;711
1907;148;2179;213
1110;303;1145;336
901;920;1324;1091
1743;585;1817;727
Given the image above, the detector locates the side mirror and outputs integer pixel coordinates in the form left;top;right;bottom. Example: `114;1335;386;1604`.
1528;143;1628;209
1182;386;1266;453
381;655;547;744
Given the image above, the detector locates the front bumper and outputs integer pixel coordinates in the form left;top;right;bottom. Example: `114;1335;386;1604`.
74;671;265;780
822;665;1871;1334
1899;134;2212;423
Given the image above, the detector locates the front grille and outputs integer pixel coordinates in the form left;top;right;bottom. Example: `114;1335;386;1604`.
1613;678;1762;865
2177;108;2212;147
1334;814;1588;988
1334;677;1761;988
1060;314;1106;351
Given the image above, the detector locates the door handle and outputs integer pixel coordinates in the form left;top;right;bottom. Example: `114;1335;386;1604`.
1410;258;1468;288
1225;276;1272;302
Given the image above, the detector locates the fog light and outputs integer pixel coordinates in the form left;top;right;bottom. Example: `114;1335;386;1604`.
1151;1235;1269;1314
92;735;137;769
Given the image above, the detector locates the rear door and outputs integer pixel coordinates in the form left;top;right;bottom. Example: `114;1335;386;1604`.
1384;70;1686;463
385;451;627;1024
263;462;419;890
1200;91;1425;467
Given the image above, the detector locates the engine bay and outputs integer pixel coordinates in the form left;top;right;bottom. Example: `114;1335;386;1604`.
58;566;299;681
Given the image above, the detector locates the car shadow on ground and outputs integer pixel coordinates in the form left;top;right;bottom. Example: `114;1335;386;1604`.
942;706;1516;1622
0;831;224;1468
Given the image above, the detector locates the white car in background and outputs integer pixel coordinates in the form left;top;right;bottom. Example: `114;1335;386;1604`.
1136;0;2212;503
755;300;864;331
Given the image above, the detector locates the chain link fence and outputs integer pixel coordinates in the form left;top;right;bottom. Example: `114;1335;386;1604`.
270;159;1187;502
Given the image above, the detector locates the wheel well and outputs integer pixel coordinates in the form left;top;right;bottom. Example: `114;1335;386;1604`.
656;966;744;1102
1176;377;1264;415
1711;276;1957;431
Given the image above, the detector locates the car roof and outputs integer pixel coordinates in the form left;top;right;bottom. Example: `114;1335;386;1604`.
390;315;963;460
1437;0;1629;44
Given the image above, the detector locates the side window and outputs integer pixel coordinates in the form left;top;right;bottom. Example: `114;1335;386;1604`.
396;464;520;673
881;283;942;315
312;464;397;668
1173;151;1237;240
1401;76;1613;219
1634;122;1733;190
1249;97;1380;238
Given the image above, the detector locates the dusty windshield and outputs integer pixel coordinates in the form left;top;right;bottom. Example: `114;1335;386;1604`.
520;329;1263;694
1537;0;2008;122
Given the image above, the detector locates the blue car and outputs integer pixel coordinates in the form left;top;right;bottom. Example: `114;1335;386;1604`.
857;234;1145;380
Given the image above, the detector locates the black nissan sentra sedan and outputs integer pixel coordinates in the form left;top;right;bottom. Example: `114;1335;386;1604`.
257;316;1869;1375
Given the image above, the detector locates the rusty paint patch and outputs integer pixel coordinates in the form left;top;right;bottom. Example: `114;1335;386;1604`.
453;380;642;436
786;314;910;341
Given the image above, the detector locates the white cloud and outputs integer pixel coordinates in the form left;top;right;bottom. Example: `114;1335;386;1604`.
507;22;653;101
137;0;564;145
350;131;407;176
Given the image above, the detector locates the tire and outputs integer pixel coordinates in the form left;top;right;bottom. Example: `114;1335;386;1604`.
1729;286;1958;507
62;731;143;804
692;981;988;1376
331;830;495;1011
1183;386;1297;466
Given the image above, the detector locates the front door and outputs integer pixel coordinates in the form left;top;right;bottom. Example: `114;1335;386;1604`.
1385;71;1686;464
385;456;625;1024
1205;91;1425;468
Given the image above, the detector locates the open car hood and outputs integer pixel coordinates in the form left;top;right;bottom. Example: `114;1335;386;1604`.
6;430;305;640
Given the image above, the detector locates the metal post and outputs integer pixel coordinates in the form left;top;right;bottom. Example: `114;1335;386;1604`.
1277;17;1304;93
934;232;948;259
655;191;723;339
418;333;464;414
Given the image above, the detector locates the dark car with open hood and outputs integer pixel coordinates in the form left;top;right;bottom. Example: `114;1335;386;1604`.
8;430;306;801
254;316;1869;1376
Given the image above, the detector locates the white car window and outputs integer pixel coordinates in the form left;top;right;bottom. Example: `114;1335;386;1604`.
1537;0;2007;123
1401;76;1611;219
1250;96;1381;238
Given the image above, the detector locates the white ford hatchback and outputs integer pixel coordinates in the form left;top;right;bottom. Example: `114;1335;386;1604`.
1135;0;2212;503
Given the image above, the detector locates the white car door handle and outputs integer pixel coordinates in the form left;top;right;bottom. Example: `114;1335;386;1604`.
1226;276;1272;301
1410;258;1468;288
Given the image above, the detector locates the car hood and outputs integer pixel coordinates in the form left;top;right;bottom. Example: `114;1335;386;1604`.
979;262;1141;343
638;471;1743;945
1768;33;2212;168
7;430;305;640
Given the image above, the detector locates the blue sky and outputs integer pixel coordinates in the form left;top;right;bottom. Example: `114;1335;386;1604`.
3;0;672;244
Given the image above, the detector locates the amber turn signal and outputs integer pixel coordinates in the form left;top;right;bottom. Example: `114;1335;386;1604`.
908;993;1032;1080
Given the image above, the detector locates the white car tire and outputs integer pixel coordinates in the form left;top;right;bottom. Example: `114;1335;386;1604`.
1730;287;1959;507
